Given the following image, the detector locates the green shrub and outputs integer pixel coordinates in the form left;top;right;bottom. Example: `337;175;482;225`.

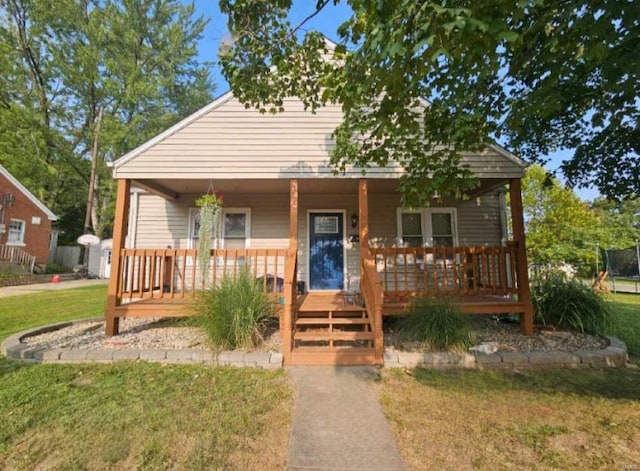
531;274;611;335
195;269;276;349
397;297;471;351
45;263;63;274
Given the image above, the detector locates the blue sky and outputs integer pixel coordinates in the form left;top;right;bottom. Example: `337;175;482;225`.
187;0;599;201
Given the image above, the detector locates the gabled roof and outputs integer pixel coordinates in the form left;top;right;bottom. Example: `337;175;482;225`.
0;164;57;220
112;91;235;169
111;35;526;178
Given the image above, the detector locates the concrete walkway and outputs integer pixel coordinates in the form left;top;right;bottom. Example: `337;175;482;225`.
0;279;108;298
286;366;405;471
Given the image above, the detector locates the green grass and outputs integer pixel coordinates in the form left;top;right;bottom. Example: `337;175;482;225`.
0;285;293;470
0;361;292;470
381;367;640;470
0;285;108;342
607;293;640;357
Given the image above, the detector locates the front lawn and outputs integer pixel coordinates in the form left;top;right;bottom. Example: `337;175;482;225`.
608;293;640;357
381;367;640;470
0;361;292;470
0;284;108;341
0;285;293;470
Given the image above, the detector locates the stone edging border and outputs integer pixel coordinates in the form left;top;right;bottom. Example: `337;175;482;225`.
1;319;282;369
384;336;628;370
1;319;629;370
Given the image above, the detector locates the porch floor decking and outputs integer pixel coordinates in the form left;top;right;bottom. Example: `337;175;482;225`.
296;292;364;313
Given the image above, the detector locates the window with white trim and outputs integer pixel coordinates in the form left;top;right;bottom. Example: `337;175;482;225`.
399;211;423;247
188;208;251;249
397;208;457;247
7;219;25;245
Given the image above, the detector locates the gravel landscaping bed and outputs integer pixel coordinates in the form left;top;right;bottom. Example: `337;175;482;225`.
22;317;282;352
384;315;608;353
22;315;607;354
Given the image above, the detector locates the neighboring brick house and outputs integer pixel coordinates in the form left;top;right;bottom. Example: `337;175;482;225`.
0;164;57;264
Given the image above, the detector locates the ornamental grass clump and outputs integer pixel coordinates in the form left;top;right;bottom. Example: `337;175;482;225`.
196;268;275;350
531;274;611;335
397;297;471;351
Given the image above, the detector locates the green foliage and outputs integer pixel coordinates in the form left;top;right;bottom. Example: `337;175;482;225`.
591;197;640;250
531;274;612;335
195;269;275;349
520;165;604;276
397;297;471;351
0;1;214;242
219;1;638;201
44;263;63;274
195;190;224;208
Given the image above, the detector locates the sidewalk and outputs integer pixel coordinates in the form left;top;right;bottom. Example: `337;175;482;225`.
286;366;406;470
0;279;108;298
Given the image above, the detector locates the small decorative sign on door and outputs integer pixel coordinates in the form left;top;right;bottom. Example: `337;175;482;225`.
314;216;339;234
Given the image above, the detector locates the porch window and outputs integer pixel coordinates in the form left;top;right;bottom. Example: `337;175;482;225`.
7;219;25;245
188;207;251;249
221;209;251;249
397;208;457;247
430;211;455;247
399;212;423;247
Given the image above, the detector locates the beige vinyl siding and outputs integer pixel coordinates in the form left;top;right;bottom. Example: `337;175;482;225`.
131;187;504;291
115;95;524;180
456;191;504;246
367;192;503;247
134;194;191;248
132;192;290;250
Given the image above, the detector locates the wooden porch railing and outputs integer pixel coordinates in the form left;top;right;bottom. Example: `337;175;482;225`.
360;247;384;362
281;247;298;363
370;242;520;301
0;244;36;273
116;248;288;301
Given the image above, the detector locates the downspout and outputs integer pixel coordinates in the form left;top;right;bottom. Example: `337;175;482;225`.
498;187;508;245
127;190;139;248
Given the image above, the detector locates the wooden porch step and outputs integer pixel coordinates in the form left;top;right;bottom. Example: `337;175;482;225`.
295;317;369;326
294;331;374;341
289;348;379;366
298;305;366;314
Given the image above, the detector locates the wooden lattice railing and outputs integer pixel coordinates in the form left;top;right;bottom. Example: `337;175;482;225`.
0;244;36;273
115;248;288;301
369;242;520;301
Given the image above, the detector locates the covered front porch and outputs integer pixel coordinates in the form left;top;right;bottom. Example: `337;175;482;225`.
105;177;533;366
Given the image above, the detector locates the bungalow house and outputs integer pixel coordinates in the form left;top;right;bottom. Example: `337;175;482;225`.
105;92;533;367
0;164;57;271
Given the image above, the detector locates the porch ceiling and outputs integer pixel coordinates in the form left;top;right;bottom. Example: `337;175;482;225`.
130;176;509;197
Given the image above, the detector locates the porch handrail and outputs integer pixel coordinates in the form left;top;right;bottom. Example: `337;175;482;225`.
360;247;384;363
0;244;36;273
116;248;288;301
281;246;298;363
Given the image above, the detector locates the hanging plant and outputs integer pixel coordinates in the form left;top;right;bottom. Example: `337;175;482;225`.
195;189;223;287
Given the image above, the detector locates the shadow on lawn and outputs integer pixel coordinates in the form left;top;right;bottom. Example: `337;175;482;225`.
410;367;640;401
0;357;35;378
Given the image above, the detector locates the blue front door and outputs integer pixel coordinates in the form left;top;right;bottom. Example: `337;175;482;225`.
309;212;344;290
